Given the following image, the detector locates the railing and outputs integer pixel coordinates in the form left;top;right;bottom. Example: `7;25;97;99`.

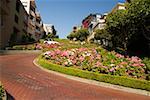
35;22;42;27
35;29;41;33
29;19;35;26
30;10;35;17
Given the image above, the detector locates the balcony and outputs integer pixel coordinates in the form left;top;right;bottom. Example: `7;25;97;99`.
35;21;42;27
29;19;35;26
28;28;35;34
24;20;28;26
36;12;40;17
30;10;35;17
98;19;105;23
35;29;41;34
30;0;36;8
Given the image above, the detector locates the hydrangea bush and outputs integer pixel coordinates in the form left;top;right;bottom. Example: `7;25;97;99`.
42;47;147;80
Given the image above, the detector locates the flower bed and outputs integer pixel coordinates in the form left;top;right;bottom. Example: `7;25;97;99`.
42;47;148;80
37;57;150;91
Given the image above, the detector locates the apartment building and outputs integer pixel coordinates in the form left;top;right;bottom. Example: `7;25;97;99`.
82;13;107;33
43;24;54;35
35;11;44;40
20;0;44;41
111;0;126;13
0;0;28;49
82;13;107;41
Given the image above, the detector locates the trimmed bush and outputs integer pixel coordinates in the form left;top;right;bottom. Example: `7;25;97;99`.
0;83;5;99
37;57;150;91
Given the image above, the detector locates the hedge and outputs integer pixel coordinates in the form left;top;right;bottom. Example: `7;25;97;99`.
0;83;5;99
37;57;150;91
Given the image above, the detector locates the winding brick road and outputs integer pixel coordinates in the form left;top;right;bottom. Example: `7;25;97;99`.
0;53;150;100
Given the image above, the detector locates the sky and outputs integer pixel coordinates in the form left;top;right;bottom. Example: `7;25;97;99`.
35;0;124;38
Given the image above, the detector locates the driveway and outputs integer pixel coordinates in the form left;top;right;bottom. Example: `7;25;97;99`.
0;53;150;100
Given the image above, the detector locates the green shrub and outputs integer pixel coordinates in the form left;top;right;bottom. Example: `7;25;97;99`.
0;84;5;99
11;44;35;50
12;45;25;50
143;57;150;80
37;57;150;91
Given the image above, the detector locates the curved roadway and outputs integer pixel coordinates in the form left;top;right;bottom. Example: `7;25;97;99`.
0;53;150;100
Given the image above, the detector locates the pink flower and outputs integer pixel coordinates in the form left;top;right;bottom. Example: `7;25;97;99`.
96;61;102;67
132;63;145;67
64;62;68;66
139;63;145;66
61;51;69;57
78;48;87;52
115;53;124;58
50;51;56;57
92;49;97;54
109;68;115;72
55;49;61;55
79;56;84;62
36;44;42;49
72;60;77;65
96;55;101;59
102;66;107;69
90;56;94;61
69;56;75;60
130;56;141;63
120;62;128;65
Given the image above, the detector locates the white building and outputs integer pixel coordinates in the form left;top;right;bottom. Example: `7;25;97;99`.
111;2;126;13
20;0;31;14
43;24;54;35
83;13;108;42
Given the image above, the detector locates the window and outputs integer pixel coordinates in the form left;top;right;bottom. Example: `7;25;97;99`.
30;6;35;12
16;0;20;12
30;15;34;20
24;5;27;7
15;15;19;24
22;2;28;7
22;2;28;4
36;26;40;31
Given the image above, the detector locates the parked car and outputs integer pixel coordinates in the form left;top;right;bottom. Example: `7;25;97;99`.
43;38;59;45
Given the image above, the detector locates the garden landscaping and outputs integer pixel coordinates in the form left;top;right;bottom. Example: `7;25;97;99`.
0;83;6;100
37;39;150;91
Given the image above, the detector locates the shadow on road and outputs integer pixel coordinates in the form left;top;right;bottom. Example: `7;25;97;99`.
6;91;15;100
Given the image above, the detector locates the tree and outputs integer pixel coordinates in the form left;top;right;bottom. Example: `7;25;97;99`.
67;28;89;41
46;26;59;39
67;32;78;40
106;9;128;49
105;0;150;55
94;29;111;40
94;29;112;48
76;28;89;41
126;0;150;55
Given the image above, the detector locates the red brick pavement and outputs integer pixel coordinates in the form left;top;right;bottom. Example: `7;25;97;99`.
0;53;150;100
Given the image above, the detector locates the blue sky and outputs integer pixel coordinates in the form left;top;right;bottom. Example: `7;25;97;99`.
36;0;124;38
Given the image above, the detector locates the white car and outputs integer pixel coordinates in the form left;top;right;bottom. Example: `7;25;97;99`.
44;38;59;45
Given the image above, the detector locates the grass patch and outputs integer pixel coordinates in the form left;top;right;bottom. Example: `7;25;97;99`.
37;56;150;91
54;38;98;50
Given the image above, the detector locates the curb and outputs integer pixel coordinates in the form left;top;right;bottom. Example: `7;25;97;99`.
33;59;150;96
0;50;42;55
